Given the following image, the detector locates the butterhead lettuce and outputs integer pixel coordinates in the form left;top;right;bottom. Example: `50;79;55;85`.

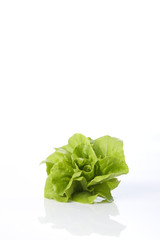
42;134;129;204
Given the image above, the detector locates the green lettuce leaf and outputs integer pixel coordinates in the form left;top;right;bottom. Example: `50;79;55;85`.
92;135;125;160
72;191;98;204
68;133;91;149
42;133;129;204
44;174;68;202
42;150;71;175
107;178;120;190
92;182;113;202
44;159;74;200
65;175;88;199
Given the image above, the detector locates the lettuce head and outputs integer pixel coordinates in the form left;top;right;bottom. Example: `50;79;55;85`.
41;133;129;204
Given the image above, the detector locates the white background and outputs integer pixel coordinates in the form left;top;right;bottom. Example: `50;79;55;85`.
0;1;160;239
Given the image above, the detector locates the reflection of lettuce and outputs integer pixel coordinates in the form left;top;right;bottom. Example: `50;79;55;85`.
42;134;129;204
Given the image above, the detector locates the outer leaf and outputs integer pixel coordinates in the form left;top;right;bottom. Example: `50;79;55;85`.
72;191;98;204
92;182;113;202
88;164;127;187
44;159;74;201
55;144;73;153
42;151;71;175
92;135;125;160
44;174;68;202
89;135;129;187
98;156;129;176
88;174;111;187
88;159;127;186
107;178;120;190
